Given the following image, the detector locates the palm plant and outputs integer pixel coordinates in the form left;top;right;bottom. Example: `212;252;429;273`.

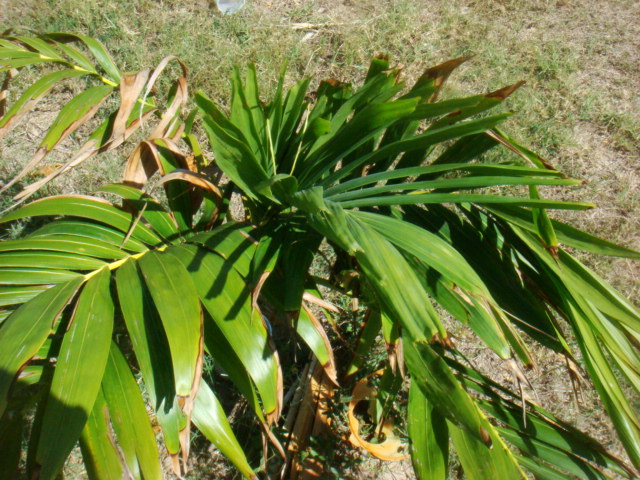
1;32;639;479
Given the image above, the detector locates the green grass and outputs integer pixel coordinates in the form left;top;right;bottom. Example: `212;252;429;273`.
7;1;636;162
6;1;638;152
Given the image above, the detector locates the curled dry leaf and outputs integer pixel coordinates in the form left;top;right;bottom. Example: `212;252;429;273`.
112;71;151;142
348;372;409;462
387;336;405;378
123;140;162;187
156;170;222;200
140;56;187;128
301;302;338;385
150;76;188;139
302;291;340;313
123;138;194;187
0;68;17;116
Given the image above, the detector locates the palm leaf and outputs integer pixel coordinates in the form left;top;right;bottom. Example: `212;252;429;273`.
1;45;638;480
35;268;114;480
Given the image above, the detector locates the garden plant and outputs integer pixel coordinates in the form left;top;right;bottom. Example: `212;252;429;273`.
0;31;639;479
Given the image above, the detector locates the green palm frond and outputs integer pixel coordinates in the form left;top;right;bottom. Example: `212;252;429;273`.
0;30;187;206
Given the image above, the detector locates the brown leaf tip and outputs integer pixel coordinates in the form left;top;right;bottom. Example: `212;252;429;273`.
486;81;526;100
322;78;348;89
430;332;454;349
479;426;493;447
424;56;473;82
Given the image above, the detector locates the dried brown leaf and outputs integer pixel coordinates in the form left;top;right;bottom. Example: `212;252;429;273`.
111;70;150;141
123;140;162;187
302;291;340;313
486;81;526;100
347;372;409;462
0;68;18;120
150;76;188;139
301;302;338;386
286;362;335;479
421;56;471;102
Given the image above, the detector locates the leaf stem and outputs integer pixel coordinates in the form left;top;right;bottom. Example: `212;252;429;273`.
83;244;169;280
266;118;277;174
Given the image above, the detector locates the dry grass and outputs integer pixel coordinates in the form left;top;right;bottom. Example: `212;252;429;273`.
1;0;639;478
